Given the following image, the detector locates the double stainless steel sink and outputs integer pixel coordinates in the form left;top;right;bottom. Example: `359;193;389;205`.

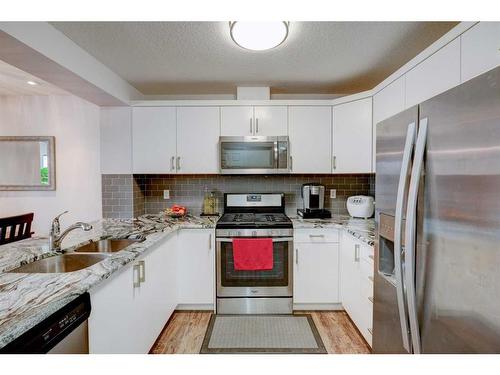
9;238;143;274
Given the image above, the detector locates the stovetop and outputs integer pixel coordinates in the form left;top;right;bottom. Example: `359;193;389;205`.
217;212;292;229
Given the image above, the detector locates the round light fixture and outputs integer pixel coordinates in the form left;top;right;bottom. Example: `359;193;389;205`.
26;80;38;86
230;22;289;51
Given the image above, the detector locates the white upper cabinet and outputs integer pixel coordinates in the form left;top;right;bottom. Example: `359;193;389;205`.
332;98;372;173
253;106;288;136
373;76;406;126
132;107;176;173
220;106;254;136
176;107;220;174
100;107;132;174
461;22;500;83
221;106;288;136
372;77;406;173
405;38;461;108
288;106;332;173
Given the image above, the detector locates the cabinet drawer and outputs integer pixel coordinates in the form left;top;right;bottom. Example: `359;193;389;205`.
294;229;339;243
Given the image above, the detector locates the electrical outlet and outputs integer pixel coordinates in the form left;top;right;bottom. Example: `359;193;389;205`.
163;190;170;200
330;189;336;199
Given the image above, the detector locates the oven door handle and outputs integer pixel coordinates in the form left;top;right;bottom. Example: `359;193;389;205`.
216;237;293;243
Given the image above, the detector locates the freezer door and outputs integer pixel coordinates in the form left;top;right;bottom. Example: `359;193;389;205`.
373;106;418;353
417;66;500;353
375;106;419;220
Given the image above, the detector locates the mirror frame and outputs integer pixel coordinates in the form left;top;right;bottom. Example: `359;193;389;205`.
0;136;56;191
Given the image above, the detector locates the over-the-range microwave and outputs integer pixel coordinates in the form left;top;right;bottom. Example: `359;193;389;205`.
219;136;290;174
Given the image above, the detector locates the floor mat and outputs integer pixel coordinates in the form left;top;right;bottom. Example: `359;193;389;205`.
200;314;327;354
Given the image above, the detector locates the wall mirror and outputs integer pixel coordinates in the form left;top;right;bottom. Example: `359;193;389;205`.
0;136;56;190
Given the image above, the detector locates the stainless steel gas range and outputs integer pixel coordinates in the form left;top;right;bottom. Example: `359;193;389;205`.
215;193;293;314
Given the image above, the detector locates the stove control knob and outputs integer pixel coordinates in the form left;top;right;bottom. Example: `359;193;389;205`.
252;230;257;237
237;231;242;236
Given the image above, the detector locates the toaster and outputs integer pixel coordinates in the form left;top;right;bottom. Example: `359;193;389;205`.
346;195;374;218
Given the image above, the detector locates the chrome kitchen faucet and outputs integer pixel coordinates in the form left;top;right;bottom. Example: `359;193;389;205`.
49;211;92;252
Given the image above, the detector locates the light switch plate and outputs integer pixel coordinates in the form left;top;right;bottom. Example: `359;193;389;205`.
330;189;336;199
163;190;170;200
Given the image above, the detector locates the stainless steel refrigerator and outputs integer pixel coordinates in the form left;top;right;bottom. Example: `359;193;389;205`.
373;66;500;354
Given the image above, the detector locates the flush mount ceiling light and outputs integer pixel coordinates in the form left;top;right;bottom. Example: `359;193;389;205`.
229;22;289;51
26;80;38;86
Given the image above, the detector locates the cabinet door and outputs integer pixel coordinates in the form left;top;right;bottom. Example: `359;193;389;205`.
288;106;332;173
253;106;288;136
135;236;177;351
333;98;372;173
220;106;254;136
176;107;220;174
294;242;340;304
461;22;500;83
132;107;176;173
372;77;406;172
88;261;142;353
340;233;360;320
405;38;461;108
177;229;215;305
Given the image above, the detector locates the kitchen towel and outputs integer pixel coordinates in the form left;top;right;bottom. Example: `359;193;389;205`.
232;238;274;271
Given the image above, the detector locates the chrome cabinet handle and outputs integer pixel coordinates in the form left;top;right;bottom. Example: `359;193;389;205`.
176;156;181;170
354;244;360;262
139;260;145;283
405;117;428;354
133;264;141;288
295;248;298;265
256;118;259;133
289;156;293;171
209;233;212;250
250;118;253;134
394;121;416;353
333;155;337;170
309;234;325;238
170;156;175;171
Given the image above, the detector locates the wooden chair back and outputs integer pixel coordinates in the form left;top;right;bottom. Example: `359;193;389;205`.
0;213;34;245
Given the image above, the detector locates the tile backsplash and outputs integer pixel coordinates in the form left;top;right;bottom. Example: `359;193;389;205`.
102;174;375;218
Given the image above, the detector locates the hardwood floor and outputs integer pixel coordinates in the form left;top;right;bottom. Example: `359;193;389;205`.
151;310;371;354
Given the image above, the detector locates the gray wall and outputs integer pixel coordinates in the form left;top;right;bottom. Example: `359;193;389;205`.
102;174;375;218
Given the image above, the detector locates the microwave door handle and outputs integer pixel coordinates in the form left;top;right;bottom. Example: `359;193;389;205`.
404;117;428;354
274;141;279;168
394;121;416;353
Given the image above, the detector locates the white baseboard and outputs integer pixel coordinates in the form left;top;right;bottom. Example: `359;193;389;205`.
293;303;344;311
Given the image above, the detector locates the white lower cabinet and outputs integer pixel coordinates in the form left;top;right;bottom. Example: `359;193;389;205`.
340;231;374;346
88;233;177;354
88;228;215;353
293;229;340;305
176;229;215;307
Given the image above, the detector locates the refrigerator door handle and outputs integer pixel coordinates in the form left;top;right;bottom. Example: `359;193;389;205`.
404;117;428;354
394;121;416;353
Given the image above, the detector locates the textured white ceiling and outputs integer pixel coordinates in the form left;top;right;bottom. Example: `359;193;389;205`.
0;59;68;96
51;21;457;95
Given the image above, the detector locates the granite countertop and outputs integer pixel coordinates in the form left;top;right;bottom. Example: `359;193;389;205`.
291;215;376;246
0;214;217;349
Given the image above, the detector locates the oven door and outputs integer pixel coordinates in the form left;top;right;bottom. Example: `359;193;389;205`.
219;136;289;174
216;237;293;297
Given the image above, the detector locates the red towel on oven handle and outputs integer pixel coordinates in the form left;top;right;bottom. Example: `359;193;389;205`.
232;238;274;271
